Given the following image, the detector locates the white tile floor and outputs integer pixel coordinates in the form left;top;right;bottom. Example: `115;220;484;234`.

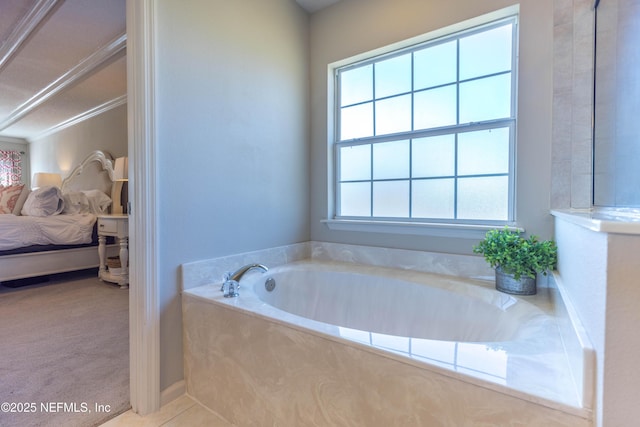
100;395;231;427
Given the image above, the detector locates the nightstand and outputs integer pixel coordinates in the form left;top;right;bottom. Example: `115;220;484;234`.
97;214;129;289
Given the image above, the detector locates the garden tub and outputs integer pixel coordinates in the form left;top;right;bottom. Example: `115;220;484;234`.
182;260;592;426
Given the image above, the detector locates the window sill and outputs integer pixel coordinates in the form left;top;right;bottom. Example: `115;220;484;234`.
321;218;523;239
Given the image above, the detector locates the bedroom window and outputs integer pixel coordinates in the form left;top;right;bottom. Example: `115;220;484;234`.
333;16;518;228
0;149;22;186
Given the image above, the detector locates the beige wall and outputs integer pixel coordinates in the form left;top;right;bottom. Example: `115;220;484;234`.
308;0;555;254
28;104;128;181
154;0;310;390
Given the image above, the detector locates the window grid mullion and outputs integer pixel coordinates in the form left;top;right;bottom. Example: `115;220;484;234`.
454;38;461;220
338;116;515;147
370;63;376;216
340;68;512;111
369;143;374;217
342;171;508;185
454;133;459;220
409;51;415;218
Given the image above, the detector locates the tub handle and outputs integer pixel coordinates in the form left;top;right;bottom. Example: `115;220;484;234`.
220;272;239;297
222;279;240;298
220;272;232;292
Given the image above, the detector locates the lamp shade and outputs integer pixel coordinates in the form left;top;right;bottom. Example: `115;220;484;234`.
114;157;128;181
32;172;62;189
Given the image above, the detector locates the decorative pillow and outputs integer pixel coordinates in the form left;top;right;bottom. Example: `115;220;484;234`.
12;185;30;215
0;184;25;214
21;186;65;217
62;190;111;214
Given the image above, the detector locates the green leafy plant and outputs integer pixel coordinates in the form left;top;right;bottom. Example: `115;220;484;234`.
473;227;557;280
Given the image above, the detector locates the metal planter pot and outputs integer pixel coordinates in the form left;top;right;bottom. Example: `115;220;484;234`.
495;267;537;295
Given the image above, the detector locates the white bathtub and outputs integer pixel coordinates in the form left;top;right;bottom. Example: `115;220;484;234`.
252;262;547;343
183;260;592;426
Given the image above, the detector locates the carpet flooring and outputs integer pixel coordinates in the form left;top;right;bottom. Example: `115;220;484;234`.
0;270;130;427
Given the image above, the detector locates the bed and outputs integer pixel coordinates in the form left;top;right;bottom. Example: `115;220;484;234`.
0;150;119;283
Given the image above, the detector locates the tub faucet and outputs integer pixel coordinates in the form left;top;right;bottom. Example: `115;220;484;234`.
220;263;268;297
229;263;268;282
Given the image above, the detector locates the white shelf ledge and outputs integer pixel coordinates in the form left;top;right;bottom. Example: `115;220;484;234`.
551;209;640;235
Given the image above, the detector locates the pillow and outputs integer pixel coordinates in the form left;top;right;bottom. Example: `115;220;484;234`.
62;190;111;214
0;184;25;214
62;191;89;214
12;185;30;215
82;189;112;214
21;186;65;217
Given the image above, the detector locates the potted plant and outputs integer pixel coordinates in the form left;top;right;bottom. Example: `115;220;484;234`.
473;227;557;295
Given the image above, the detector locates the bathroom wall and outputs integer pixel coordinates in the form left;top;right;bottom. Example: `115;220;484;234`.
593;0;640;207
555;219;640;426
551;1;640;424
309;0;555;254
551;0;594;209
154;0;310;391
28;104;128;180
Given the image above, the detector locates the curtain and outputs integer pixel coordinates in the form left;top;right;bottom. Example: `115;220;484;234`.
0;150;22;186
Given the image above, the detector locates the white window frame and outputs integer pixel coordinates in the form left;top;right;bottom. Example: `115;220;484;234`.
324;11;520;238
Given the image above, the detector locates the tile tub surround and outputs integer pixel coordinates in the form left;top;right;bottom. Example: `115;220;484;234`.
181;240;496;293
181;242;311;291
182;256;593;425
310;241;496;279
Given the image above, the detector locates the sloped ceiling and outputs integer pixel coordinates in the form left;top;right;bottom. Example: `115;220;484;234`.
0;0;338;142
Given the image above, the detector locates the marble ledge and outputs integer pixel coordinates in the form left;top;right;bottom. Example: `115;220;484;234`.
181;241;496;292
551;208;640;235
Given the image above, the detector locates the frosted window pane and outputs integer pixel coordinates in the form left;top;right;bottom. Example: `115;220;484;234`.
414;41;457;90
340;144;371;181
341;64;373;106
460;24;512;80
375;53;411;98
459;74;511;123
375;95;411;135
341;103;373;140
412;179;454;219
373;140;409;180
413;135;455;177
414;85;457;130
340;182;371;216
457;176;508;220
458;128;510;175
373;181;409;217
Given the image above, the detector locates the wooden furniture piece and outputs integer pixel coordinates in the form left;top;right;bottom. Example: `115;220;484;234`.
97;214;129;289
0;150;118;283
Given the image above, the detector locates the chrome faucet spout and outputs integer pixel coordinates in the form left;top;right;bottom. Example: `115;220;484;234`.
220;263;268;297
229;263;268;282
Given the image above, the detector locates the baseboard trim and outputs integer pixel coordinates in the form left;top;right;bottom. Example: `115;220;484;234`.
161;380;186;407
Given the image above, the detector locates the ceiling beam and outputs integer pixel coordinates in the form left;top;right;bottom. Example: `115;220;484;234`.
30;94;127;142
0;33;127;132
0;0;62;72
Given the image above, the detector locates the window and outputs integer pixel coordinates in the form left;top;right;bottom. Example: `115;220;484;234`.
0;149;23;186
334;17;517;227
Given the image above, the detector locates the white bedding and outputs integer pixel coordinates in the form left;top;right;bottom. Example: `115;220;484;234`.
0;213;97;251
